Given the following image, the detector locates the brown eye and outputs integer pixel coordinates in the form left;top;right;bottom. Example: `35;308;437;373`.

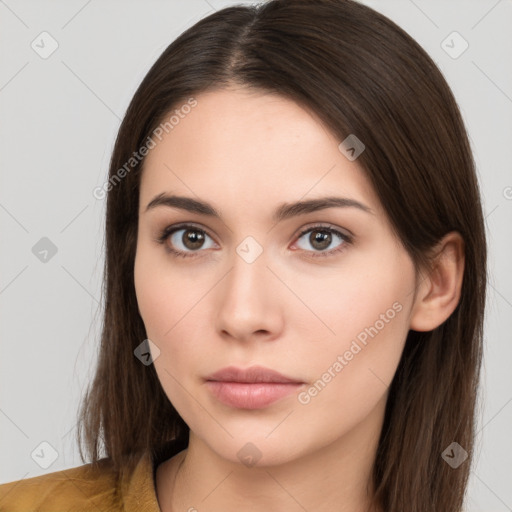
157;224;217;258
294;225;351;258
168;227;214;252
180;229;206;250
308;230;332;251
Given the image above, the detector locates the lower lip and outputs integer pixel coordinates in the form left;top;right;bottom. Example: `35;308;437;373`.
205;381;303;409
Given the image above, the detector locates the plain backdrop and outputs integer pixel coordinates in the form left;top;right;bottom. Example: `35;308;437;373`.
1;0;511;510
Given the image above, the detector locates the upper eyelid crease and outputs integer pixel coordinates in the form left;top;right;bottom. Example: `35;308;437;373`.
164;222;350;240
160;223;350;258
144;193;375;222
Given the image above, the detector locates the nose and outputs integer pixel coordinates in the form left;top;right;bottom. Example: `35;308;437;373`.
214;246;285;344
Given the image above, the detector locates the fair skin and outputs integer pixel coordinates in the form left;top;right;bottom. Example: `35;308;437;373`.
134;87;464;512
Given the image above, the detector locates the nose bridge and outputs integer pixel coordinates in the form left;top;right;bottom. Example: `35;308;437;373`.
225;238;271;308
215;236;283;339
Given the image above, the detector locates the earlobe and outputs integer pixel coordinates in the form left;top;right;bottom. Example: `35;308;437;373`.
409;232;465;332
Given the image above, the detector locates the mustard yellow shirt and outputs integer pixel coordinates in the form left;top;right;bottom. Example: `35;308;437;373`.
0;439;186;511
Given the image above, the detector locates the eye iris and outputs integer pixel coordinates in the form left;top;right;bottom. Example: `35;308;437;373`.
172;228;338;253
183;229;205;250
310;230;331;250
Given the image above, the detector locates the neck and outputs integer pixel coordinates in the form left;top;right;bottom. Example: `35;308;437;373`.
157;395;386;512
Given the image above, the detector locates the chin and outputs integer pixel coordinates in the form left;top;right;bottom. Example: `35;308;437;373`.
197;432;312;469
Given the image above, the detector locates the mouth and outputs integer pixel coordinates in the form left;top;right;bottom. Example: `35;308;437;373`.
205;365;303;384
205;365;305;409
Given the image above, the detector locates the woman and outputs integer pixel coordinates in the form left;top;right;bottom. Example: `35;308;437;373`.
0;0;486;511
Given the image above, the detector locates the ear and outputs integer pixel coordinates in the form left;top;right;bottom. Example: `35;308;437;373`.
409;231;465;332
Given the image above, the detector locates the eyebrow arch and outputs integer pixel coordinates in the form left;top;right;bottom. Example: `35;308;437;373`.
145;193;375;222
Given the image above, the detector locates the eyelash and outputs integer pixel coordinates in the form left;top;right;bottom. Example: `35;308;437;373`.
155;222;353;259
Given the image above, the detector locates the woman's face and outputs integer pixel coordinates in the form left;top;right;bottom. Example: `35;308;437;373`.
134;87;418;466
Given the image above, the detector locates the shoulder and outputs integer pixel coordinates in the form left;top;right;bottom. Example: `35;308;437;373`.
0;457;122;511
0;439;188;512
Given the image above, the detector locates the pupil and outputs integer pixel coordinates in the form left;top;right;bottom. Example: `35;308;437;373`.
184;230;204;249
311;230;331;250
180;229;332;252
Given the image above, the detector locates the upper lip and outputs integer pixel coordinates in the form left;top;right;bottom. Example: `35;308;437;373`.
206;365;303;384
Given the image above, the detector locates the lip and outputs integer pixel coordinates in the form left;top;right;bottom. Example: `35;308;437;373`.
206;365;303;384
205;365;304;410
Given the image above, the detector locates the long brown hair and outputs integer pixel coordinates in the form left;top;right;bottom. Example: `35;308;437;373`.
77;1;487;510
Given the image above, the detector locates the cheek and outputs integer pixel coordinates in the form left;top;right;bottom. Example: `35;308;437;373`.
294;247;413;407
134;247;207;379
134;259;167;338
289;244;414;346
134;258;199;416
134;242;194;339
135;269;207;431
291;304;409;453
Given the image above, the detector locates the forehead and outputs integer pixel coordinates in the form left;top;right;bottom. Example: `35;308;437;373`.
139;87;382;220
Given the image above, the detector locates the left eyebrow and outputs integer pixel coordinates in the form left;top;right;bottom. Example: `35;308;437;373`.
144;193;375;221
273;196;375;221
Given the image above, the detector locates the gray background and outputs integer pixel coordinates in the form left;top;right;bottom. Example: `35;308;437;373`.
1;0;511;509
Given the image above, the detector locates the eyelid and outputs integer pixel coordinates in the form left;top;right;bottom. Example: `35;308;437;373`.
156;221;353;258
293;222;353;241
155;221;219;252
291;222;352;257
158;221;217;242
